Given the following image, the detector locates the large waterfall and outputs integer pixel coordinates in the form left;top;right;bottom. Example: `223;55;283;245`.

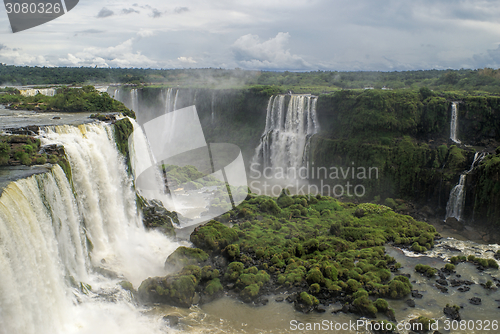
251;94;319;179
445;152;486;221
450;102;460;143
0;122;180;334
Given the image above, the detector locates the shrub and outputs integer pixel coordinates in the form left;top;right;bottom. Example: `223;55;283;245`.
444;263;455;271
309;283;320;294
374;298;389;312
300;292;318;306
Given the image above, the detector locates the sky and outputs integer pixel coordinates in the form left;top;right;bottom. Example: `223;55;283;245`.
1;0;500;71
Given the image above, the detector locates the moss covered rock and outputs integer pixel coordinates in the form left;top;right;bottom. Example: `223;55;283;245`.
190;220;239;253
138;266;201;307
165;247;208;269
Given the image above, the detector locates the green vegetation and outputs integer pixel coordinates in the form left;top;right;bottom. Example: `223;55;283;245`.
415;264;438;277
162;164;223;190
139;192;441;317
3;64;500;93
165;247;209;268
113;118;134;172
466;255;499;269
0;85;134;117
0;135;47;166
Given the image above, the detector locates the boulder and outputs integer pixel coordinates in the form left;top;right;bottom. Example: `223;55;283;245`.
444;217;464;231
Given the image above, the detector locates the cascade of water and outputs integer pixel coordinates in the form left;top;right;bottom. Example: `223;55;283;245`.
131;89;139;113
450;102;460;143
0;122;180;334
252;94;319;179
445;152;487;221
173;89;179;111
19;88;57;97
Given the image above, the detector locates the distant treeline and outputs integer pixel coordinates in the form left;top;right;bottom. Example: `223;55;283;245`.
1;63;500;92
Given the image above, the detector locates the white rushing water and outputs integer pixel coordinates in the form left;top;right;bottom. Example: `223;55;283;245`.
450;101;460;144
446;152;486;221
19;88;57;97
252;94;319;179
0;122;181;334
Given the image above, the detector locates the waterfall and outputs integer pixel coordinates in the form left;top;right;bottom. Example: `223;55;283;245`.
445;152;486;221
450;102;460;144
131;89;139;113
161;88;179;114
19;88;57;97
0;122;180;334
252;94;319;179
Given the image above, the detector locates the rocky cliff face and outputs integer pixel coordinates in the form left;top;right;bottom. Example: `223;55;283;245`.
132;87;500;226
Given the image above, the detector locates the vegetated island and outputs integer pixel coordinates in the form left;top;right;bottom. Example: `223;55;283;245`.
129;188;494;330
0;86;134;117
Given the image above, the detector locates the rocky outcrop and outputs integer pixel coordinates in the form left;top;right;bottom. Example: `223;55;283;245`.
141;199;178;238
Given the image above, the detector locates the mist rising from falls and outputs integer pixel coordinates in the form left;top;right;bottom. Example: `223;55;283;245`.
0;122;180;334
450;102;460;144
252;94;319;179
445;152;486;222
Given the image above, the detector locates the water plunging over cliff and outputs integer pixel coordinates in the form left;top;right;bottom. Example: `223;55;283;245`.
450;102;460;144
445;152;486;221
19;87;57;97
0;122;179;334
251;94;319;179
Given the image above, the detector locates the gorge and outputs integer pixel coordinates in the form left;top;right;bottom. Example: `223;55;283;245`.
1;85;500;334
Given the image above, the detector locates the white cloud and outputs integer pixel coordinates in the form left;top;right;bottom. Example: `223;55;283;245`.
0;45;50;66
232;32;310;70
137;29;155;37
177;56;197;64
58;38;159;68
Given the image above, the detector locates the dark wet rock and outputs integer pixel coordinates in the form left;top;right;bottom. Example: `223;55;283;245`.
443;304;461;321
436;279;448;286
406;299;416;307
316;306;326;313
275;297;284;302
441;244;461;252
52;116;61;119
386;308;396;322
293;293;317;314
458;286;471;292
163;315;179;327
450;279;474;287
94;266;120;279
412;290;423;298
434;284;448;293
445;217;464;231
469;297;482;305
142;199;178;237
455;274;461;278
